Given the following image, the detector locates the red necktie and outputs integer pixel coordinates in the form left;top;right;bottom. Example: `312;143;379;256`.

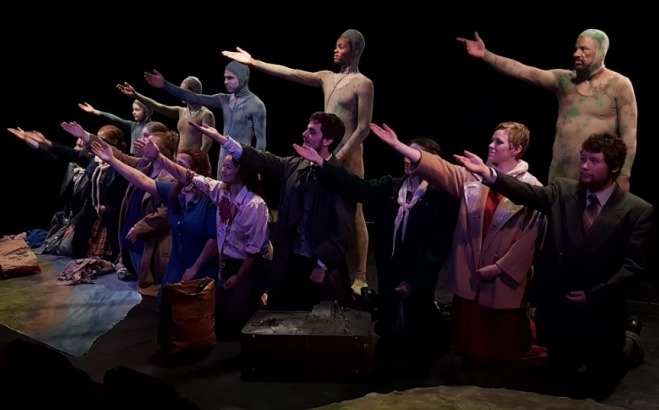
582;193;599;232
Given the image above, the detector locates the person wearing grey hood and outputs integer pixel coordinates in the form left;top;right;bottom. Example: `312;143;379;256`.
222;29;374;295
116;76;215;153
144;61;266;181
79;98;152;155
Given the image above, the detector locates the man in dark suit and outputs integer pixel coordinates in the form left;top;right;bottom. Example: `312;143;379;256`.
454;132;653;400
190;112;356;312
294;136;458;345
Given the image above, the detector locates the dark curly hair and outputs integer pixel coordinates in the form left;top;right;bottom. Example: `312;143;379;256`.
309;111;345;152
581;133;627;179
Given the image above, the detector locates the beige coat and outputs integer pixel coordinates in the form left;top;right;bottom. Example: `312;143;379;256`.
416;152;545;309
114;152;175;296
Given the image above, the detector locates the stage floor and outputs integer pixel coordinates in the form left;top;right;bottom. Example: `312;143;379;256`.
1;237;658;410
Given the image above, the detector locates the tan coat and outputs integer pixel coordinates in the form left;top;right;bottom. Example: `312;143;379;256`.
416;152;545;309
114;152;175;296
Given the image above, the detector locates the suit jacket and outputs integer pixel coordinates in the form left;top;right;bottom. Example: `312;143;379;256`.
489;175;653;312
318;161;458;297
238;146;356;306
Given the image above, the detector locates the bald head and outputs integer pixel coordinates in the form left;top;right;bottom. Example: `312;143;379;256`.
579;28;609;60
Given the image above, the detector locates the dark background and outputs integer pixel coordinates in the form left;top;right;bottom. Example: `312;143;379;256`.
0;2;653;238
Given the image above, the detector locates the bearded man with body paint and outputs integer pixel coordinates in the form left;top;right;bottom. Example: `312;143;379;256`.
457;29;637;192
223;29;374;294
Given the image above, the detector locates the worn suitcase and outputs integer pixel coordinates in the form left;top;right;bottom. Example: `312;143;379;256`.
241;301;374;381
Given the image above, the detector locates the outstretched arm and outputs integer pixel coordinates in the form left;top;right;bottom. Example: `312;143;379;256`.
335;78;374;160
7;128;50;150
453;150;493;180
61;121;140;168
369;123;421;163
117;82;179;119
293;143;388;205
456;31;557;89
292;143;325;166
78;102;101;117
221;47;322;87
137;138;189;186
188;121;229;145
159;78;223;109
90;140;159;198
79;101;133;130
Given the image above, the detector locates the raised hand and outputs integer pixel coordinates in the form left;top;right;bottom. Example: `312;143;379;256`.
78;102;98;115
456;31;486;59
60;121;87;141
7;127;30;144
116;82;137;98
221;47;254;65
453;150;489;176
369;123;400;147
292;143;324;166
136;137;160;161
188;121;227;144
26;130;48;145
144;69;165;88
8;128;51;149
89;140;114;163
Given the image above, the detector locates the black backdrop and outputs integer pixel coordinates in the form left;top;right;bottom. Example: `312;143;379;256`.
0;2;653;238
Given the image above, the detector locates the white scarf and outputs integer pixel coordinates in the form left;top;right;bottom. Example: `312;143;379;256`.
392;177;428;255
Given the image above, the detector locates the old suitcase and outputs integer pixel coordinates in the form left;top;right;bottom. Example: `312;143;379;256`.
241;301;374;381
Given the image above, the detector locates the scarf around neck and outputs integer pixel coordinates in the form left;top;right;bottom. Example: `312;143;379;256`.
392;176;428;255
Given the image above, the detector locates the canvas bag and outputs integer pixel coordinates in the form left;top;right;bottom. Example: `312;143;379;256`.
0;238;41;279
158;277;217;355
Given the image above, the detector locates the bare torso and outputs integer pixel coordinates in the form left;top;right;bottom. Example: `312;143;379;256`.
319;71;373;176
550;70;624;182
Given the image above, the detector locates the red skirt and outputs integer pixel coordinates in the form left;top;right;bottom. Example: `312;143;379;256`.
451;295;546;363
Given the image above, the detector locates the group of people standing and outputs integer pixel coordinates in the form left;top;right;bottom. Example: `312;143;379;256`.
7;25;653;402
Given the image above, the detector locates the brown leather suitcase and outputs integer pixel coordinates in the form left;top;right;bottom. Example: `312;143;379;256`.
240;302;374;382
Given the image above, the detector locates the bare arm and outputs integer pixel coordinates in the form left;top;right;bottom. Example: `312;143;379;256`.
222;47;323;87
335;78;374;160
482;51;558;89
457;31;557;89
369;123;421;163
